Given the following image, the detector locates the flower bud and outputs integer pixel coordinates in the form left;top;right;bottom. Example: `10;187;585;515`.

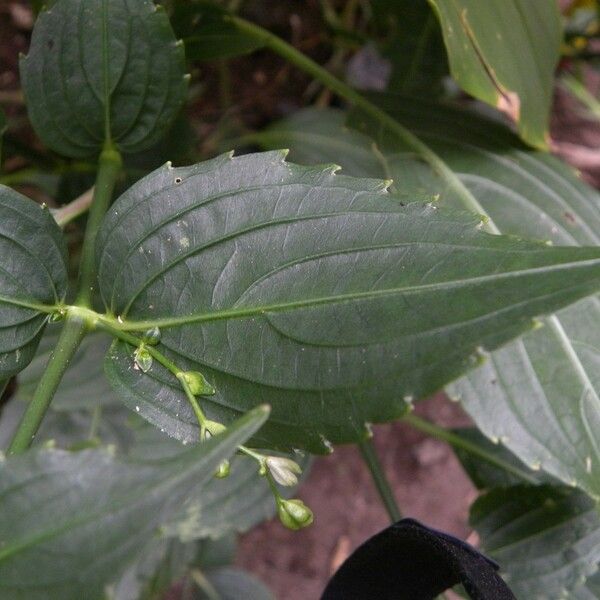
205;420;226;437
134;345;153;373
277;498;313;530
266;456;302;487
215;459;230;478
181;371;215;396
142;326;161;346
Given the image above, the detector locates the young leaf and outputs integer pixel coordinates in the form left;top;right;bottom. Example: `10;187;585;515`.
20;0;188;158
260;103;600;498
0;406;268;600
471;485;600;598
428;0;561;148
0;186;67;378
98;151;600;452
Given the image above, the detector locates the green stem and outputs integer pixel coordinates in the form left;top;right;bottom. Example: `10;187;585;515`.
75;142;122;307
227;15;496;233
404;414;538;484
8;316;86;454
93;319;181;375
358;437;402;522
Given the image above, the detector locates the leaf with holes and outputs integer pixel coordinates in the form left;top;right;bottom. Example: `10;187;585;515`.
97;151;600;453
0;406;268;600
0;186;67;379
20;0;188;158
471;485;600;598
258;102;600;497
428;0;561;148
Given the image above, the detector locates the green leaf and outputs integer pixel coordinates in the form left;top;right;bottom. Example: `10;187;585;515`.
171;1;264;61
98;150;600;452
0;406;268;600
0;186;67;378
258;102;600;498
16;325;119;410
471;485;600;598
428;0;561;148
452;428;553;490
21;0;188;158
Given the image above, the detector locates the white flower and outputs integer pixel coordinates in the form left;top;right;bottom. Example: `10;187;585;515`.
265;456;302;487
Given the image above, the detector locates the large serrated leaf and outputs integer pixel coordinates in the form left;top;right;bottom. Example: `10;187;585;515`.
21;0;188;158
257;103;600;497
471;485;600;598
97;150;600;452
0;406;268;600
428;0;561;148
0;185;67;378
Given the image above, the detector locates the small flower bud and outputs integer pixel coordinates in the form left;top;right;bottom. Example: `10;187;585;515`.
181;371;215;396
266;456;302;487
215;459;230;478
142;326;161;346
277;498;313;530
134;345;153;373
205;420;226;437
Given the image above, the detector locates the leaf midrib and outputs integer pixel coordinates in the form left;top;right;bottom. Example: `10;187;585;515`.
116;255;600;331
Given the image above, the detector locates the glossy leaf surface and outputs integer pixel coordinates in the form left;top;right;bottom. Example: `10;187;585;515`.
0;186;67;378
428;0;561;148
0;407;268;600
21;0;188;158
98;151;600;452
259;103;600;496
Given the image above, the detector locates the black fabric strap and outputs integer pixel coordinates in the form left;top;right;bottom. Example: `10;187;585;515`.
321;518;516;600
